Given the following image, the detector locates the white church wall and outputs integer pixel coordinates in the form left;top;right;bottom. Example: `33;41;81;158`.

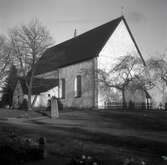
33;69;59;107
97;20;141;107
33;86;58;107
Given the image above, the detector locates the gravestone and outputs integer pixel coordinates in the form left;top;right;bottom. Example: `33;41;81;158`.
51;96;59;118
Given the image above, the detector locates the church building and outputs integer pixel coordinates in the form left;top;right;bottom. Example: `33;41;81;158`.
32;16;149;109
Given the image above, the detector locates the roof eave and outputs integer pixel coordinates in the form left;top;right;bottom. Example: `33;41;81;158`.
122;16;146;66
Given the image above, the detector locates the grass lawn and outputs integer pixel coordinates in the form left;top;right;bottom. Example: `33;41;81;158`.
0;108;167;165
0;108;44;119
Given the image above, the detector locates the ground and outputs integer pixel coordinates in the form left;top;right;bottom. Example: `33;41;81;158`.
0;108;167;165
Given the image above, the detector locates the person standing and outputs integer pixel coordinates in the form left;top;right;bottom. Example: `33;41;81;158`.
46;94;51;111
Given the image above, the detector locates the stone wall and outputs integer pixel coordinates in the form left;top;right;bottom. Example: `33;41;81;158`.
58;59;97;108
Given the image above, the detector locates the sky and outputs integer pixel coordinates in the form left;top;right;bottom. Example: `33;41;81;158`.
0;0;166;60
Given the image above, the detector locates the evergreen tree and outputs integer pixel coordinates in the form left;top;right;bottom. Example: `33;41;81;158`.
1;65;18;107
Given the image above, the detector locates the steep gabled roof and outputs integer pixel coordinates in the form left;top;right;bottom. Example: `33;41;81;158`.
35;16;123;75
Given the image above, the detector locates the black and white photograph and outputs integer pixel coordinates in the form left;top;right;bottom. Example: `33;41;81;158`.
0;0;166;164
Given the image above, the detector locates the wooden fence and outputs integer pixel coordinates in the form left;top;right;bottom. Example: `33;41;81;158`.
99;102;152;110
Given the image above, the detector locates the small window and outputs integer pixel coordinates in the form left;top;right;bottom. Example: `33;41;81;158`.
74;75;81;97
59;78;65;99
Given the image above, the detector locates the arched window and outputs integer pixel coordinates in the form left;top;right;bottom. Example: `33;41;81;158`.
59;78;65;99
74;75;81;97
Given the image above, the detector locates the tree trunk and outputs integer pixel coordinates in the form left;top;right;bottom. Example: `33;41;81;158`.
28;84;32;111
27;63;36;111
122;89;126;110
32;95;37;108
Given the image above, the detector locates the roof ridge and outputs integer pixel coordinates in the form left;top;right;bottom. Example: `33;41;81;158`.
35;16;123;75
46;16;123;51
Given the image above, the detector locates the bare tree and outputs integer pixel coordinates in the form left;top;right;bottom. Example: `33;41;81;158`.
0;35;11;87
98;55;149;107
147;55;167;103
9;18;53;110
147;57;167;83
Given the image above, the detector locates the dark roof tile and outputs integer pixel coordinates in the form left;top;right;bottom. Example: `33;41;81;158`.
18;77;59;95
35;16;122;75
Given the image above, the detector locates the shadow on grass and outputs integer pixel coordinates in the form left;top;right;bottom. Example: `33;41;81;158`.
25;119;167;158
97;112;167;132
35;110;50;118
0;120;166;164
52;126;167;156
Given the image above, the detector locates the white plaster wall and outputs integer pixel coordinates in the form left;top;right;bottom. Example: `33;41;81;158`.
98;20;138;72
58;59;97;108
33;70;59;107
33;86;58;107
97;20;141;106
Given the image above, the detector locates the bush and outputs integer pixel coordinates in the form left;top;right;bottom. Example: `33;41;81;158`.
0;134;46;164
68;155;103;165
1;88;13;108
1;65;18;107
165;103;167;111
122;157;147;165
0;101;3;108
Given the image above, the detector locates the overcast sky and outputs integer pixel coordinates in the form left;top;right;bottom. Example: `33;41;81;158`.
0;0;166;59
